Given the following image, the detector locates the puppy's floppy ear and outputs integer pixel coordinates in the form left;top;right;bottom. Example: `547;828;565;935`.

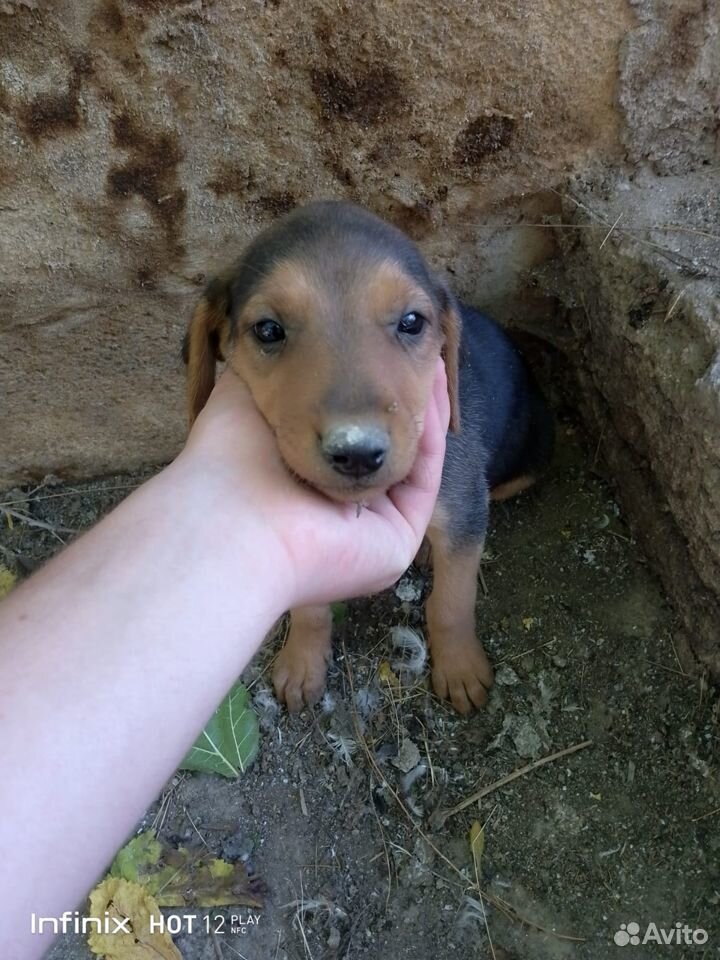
183;276;232;427
435;279;462;433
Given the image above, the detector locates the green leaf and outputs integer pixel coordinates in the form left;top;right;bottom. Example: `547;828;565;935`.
180;681;259;778
331;601;348;624
108;831;264;908
0;564;17;599
110;831;163;883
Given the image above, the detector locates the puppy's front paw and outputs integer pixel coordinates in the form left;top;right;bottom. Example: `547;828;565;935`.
430;633;494;715
273;643;330;713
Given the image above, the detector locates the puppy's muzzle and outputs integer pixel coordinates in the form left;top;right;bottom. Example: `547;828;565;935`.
321;423;390;479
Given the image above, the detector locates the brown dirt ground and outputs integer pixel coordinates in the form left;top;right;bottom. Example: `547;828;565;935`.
2;406;719;960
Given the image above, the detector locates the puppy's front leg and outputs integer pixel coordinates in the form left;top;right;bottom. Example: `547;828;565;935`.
273;604;333;712
425;530;493;714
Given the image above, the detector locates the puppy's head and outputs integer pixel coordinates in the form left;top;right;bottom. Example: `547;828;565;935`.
184;201;461;503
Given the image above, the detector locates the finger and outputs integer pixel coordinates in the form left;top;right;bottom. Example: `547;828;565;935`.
405;361;449;486
386;363;448;541
190;367;284;466
427;359;451;452
188;369;253;437
202;368;256;416
356;364;447;526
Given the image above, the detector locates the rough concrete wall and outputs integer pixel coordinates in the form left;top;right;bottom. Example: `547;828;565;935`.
541;172;720;675
0;0;631;483
619;0;719;174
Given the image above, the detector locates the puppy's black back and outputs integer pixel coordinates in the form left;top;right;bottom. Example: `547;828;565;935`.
438;305;554;546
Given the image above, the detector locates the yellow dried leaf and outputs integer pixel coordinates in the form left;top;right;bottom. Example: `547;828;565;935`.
109;830;263;910
209;858;233;879
378;660;400;689
522;617;536;631
470;820;485;880
0;565;17;599
87;877;182;960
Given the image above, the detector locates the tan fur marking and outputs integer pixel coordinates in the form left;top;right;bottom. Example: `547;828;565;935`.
239;259;331;331
425;520;493;714
223;253;445;501
272;604;333;712
352;258;460;433
490;473;536;502
186;298;227;425
439;301;461;433
348;258;435;327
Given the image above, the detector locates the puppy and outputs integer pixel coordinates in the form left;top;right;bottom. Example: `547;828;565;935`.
183;201;553;714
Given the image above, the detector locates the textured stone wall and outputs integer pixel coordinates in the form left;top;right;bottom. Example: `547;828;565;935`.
539;171;720;676
0;0;631;482
619;0;719;174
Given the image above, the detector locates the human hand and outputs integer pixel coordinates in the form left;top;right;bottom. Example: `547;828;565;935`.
175;362;449;610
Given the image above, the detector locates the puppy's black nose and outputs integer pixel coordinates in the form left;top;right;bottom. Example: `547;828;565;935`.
321;424;389;478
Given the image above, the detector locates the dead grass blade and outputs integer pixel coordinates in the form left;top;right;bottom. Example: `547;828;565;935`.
439;740;593;824
342;641;586;944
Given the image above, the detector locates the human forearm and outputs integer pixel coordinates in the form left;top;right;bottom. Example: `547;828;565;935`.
0;460;286;956
0;365;448;959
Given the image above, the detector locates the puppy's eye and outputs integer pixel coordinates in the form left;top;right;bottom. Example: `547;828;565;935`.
252;319;286;345
397;312;426;336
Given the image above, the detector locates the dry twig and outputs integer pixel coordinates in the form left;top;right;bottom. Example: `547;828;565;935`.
438;740;593;824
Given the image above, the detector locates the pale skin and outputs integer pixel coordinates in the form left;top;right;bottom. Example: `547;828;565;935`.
0;363;449;960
